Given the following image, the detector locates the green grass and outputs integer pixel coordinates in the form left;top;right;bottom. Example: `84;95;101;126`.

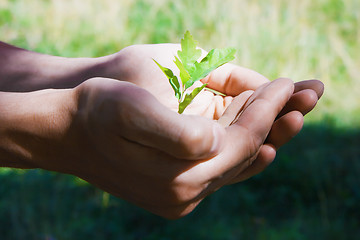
1;126;359;239
1;0;359;126
0;0;359;239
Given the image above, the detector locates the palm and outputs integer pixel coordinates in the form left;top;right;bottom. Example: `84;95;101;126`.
111;44;232;119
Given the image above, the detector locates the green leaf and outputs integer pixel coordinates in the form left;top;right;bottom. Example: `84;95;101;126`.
185;47;236;89
178;83;207;114
153;59;181;100
174;56;190;86
177;30;202;74
153;31;236;114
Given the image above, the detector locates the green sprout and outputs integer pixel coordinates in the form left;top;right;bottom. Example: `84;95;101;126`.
154;31;236;114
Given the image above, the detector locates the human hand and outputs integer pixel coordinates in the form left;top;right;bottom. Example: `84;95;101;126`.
0;76;300;218
98;43;324;181
100;44;323;120
18;76;287;219
66;77;320;218
99;43;266;118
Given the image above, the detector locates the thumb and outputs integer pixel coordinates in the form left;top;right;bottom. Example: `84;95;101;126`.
104;80;226;160
200;78;294;180
229;78;294;156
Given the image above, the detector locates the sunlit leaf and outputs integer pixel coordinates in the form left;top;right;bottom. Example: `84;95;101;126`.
185;47;236;89
174;56;190;86
153;59;181;100
154;31;236;113
178;83;207;114
177;31;202;74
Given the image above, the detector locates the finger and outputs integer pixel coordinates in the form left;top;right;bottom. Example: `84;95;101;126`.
225;90;310;184
217;90;254;127
277;79;324;118
228;78;294;156
227;144;276;184
83;78;226;160
226;112;303;184
294;79;324;98
201;63;269;96
200;78;294;180
278;89;319;118
266;111;304;149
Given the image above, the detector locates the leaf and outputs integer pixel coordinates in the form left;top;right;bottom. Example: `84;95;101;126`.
153;59;181;100
177;31;202;74
174;56;190;86
178;83;207;114
153;31;236;114
185;47;236;89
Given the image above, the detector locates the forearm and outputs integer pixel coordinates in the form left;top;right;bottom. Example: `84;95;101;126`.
0;89;77;169
0;41;107;91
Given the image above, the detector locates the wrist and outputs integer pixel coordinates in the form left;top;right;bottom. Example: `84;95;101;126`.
0;88;78;170
0;42;108;91
28;55;107;90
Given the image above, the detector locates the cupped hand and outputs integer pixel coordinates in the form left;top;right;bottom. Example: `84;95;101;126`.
99;43;324;182
45;73;322;219
57;77;295;219
100;44;268;118
102;43;323;125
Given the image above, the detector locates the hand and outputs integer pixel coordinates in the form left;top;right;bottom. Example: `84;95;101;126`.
68;77;323;218
99;44;324;181
100;44;269;118
0;76;300;218
54;77;300;219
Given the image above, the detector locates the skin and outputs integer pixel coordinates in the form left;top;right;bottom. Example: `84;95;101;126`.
0;42;324;219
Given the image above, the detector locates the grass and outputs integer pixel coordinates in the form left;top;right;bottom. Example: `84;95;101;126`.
0;0;359;239
1;126;359;239
1;0;359;126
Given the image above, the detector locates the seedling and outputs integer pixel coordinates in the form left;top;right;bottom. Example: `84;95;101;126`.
154;31;236;113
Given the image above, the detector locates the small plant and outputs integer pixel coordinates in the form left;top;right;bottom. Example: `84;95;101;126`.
154;31;236;113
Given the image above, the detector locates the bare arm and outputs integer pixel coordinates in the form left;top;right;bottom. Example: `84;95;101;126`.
0;41;104;91
0;88;77;169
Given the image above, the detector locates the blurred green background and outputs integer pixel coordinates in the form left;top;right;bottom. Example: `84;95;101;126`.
0;0;359;239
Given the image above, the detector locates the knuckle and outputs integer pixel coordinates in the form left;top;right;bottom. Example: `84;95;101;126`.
303;89;319;106
177;117;221;159
179;127;206;157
